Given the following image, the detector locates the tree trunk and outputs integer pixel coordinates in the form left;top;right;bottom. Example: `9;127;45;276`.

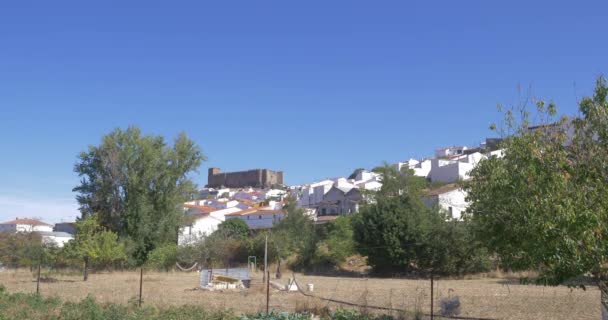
83;256;89;282
276;258;282;279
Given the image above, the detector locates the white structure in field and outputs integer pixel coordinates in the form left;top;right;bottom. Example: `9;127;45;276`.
423;184;468;220
0;218;54;233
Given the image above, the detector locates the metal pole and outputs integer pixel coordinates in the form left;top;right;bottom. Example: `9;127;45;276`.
263;234;268;283
266;270;270;315
36;261;41;295
139;267;143;307
430;271;434;320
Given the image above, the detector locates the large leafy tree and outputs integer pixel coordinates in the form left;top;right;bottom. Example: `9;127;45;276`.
353;165;489;274
73;127;204;263
465;77;608;285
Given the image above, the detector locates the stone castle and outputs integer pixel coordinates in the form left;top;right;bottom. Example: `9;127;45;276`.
207;168;284;188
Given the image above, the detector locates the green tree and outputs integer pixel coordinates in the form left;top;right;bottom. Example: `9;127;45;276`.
464;76;608;285
314;216;356;267
73;127;204;264
65;215;126;281
353;165;488;274
215;219;249;240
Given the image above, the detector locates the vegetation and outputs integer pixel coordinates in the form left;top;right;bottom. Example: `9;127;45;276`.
0;285;235;320
353;165;491;275
465;76;608;285
62;215;126;280
73;126;205;264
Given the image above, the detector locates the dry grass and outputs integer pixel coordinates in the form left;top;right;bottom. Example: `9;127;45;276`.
0;269;599;320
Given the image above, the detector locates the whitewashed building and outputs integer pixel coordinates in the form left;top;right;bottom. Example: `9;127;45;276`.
225;205;285;230
423;184;468;220
0;218;54;233
178;205;244;245
39;231;74;248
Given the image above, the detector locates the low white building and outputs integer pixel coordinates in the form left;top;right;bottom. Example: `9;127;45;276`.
435;146;468;158
0;218;53;233
38;231;74;248
178;205;244;245
225;207;285;230
423;184;468;220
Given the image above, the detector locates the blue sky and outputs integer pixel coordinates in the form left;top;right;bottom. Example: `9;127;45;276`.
0;1;607;223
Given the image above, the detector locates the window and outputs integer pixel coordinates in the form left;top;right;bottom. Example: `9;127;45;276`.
321;208;326;215
448;207;453;218
259;215;262;219
247;216;250;220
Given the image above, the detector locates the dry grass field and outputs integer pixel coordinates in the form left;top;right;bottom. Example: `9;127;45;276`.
0;269;599;320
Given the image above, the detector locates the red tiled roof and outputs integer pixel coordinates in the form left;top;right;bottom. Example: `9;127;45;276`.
0;218;52;226
225;208;283;217
183;204;217;214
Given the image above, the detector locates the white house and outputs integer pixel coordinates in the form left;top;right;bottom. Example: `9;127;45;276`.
296;180;334;208
178;205;243;245
423;184;468;220
224;201;285;230
38;231;74;248
225;207;285;230
0;218;54;233
435;146;469;158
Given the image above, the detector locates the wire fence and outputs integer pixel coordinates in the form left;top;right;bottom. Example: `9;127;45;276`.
0;261;601;320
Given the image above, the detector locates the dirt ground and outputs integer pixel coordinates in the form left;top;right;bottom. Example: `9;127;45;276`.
0;269;599;320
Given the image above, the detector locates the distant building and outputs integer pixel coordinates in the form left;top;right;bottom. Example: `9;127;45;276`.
423;184;468;220
0;218;53;233
207;168;284;189
39;231;74;248
54;222;76;235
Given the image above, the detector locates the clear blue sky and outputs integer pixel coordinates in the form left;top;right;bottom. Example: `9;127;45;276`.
0;1;606;223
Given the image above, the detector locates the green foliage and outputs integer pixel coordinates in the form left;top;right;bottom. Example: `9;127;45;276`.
465;76;608;285
0;287;235;320
353;164;490;275
316;217;356;266
273;200;318;268
0;232;44;269
178;232;249;269
73;126;205;264
216;219;249;240
146;243;178;271
65;215;127;269
241;311;310;320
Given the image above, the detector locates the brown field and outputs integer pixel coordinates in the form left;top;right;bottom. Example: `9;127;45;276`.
0;269;599;320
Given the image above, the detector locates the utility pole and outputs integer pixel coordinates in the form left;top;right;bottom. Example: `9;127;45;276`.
139;267;143;307
430;271;434;320
266;270;270;314
263;234;268;283
36;261;41;295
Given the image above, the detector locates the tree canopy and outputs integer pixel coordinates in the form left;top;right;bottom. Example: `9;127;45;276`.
465;76;608;285
73;127;205;263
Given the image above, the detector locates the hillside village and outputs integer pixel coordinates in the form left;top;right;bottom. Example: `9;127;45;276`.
1;137;504;249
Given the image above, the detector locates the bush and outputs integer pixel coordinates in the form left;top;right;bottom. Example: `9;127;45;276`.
146;243;178;271
0;287;236;320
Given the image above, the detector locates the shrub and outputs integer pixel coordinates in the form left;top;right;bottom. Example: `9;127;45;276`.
146;243;178;271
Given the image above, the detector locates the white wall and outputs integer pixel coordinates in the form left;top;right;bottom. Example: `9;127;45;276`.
178;207;240;245
40;233;73;248
423;189;468;220
227;212;284;230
